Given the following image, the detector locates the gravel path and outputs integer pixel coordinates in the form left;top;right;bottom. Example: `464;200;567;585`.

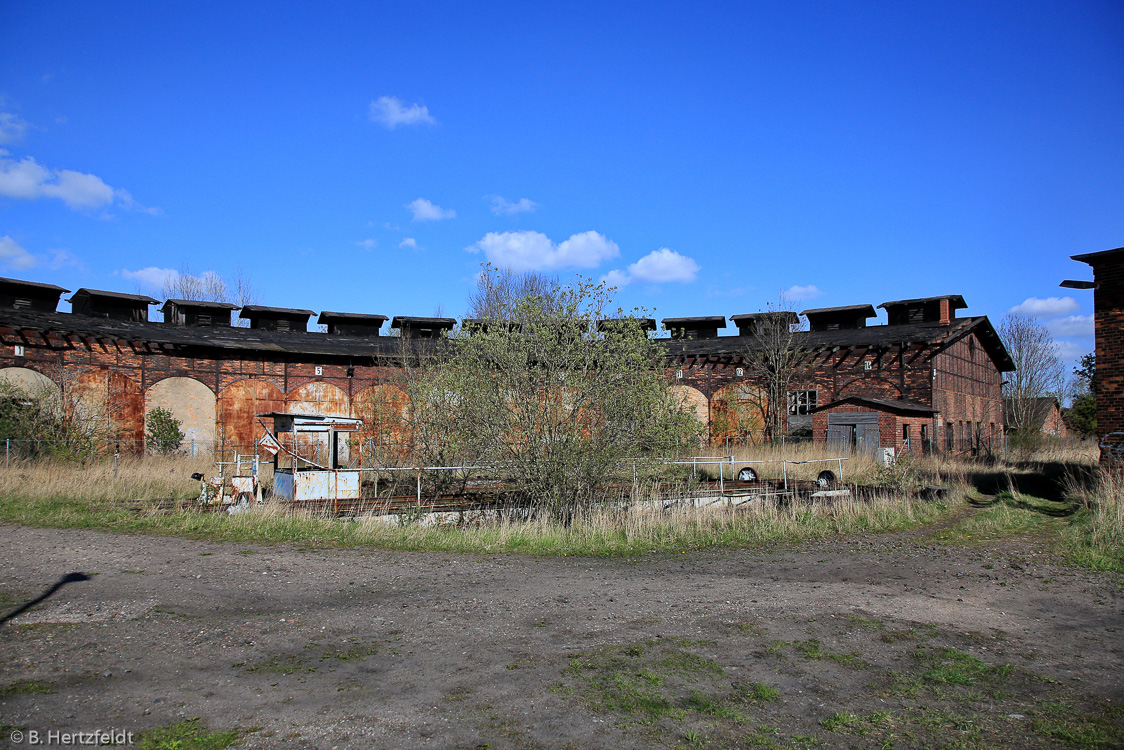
1;523;1121;749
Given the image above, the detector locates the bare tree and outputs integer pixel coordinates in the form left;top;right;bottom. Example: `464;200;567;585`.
466;264;557;321
999;314;1065;445
738;299;807;442
160;265;258;327
161;265;229;302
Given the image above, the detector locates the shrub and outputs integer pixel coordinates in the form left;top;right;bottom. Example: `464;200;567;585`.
146;407;184;454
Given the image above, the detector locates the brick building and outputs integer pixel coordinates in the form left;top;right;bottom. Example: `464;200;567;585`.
664;295;1013;455
1069;246;1124;468
0;276;1013;456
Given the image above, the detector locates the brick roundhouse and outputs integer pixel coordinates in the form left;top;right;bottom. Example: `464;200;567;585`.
0;277;1013;457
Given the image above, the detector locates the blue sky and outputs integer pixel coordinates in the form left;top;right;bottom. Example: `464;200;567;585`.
0;1;1121;364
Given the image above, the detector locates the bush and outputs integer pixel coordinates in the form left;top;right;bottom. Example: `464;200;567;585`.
146;407;184;454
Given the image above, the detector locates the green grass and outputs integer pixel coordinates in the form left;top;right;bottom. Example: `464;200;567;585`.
1031;701;1124;750
0;488;957;558
917;647;1013;686
0;679;55;697
136;718;247;750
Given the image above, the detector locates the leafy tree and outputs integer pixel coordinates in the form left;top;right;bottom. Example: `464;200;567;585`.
381;269;701;519
146;407;184;454
1064;353;1097;437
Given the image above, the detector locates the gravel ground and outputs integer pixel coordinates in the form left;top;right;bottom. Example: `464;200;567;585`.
1;523;1121;749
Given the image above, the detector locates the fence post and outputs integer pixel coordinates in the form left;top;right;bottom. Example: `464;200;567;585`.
5;438;8;468
113;451;119;479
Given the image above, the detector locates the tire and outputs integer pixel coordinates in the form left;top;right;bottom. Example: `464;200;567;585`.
816;470;836;488
737;467;758;482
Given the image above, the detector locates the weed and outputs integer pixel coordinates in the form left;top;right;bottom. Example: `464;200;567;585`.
136;718;247;750
0;680;55;697
917;647;1012;686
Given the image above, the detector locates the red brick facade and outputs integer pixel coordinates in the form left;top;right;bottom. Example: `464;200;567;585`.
1072;246;1124;468
0;290;1013;455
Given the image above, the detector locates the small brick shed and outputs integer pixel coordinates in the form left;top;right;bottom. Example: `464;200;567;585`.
811;397;936;455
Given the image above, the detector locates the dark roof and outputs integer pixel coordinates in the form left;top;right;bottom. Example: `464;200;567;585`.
0;277;70;293
0;306;438;359
596;318;657;331
663;316;1015;372
661;316;726;329
239;304;316;319
801;304;876;317
390;316;457;328
729;312;799;323
316;311;389;324
811;397;935;416
162;299;240;311
69;288;158;304
0;307;1016;372
1072;246;1124;264
877;295;965;310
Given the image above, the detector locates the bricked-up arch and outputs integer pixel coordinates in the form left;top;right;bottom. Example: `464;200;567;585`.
286;381;353;464
77;370;144;449
352;384;411;461
710;383;767;441
217;379;284;452
670;385;709;434
145;377;217;451
286;381;350;417
0;366;60;398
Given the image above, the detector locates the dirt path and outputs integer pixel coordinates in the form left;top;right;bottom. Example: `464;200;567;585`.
1;523;1121;749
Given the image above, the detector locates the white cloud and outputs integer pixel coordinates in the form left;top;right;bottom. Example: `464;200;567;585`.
1046;314;1094;338
369;96;436;129
48;248;79;269
355;238;377;250
1008;296;1079;318
601;269;631;288
782;284;822;301
600;248;700;287
0;236;39;270
0;151;155;213
120;266;178;290
469;230;619;273
1055;340;1088;361
627;248;700;283
0;113;29;144
399;237;418;249
489;196;539;216
407;198;455;221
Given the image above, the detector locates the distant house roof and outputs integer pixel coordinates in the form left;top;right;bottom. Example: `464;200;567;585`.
1003;397;1060;429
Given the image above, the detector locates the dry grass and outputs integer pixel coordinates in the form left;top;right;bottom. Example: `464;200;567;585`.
1063;468;1124;571
0;454;212;502
0;450;958;556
